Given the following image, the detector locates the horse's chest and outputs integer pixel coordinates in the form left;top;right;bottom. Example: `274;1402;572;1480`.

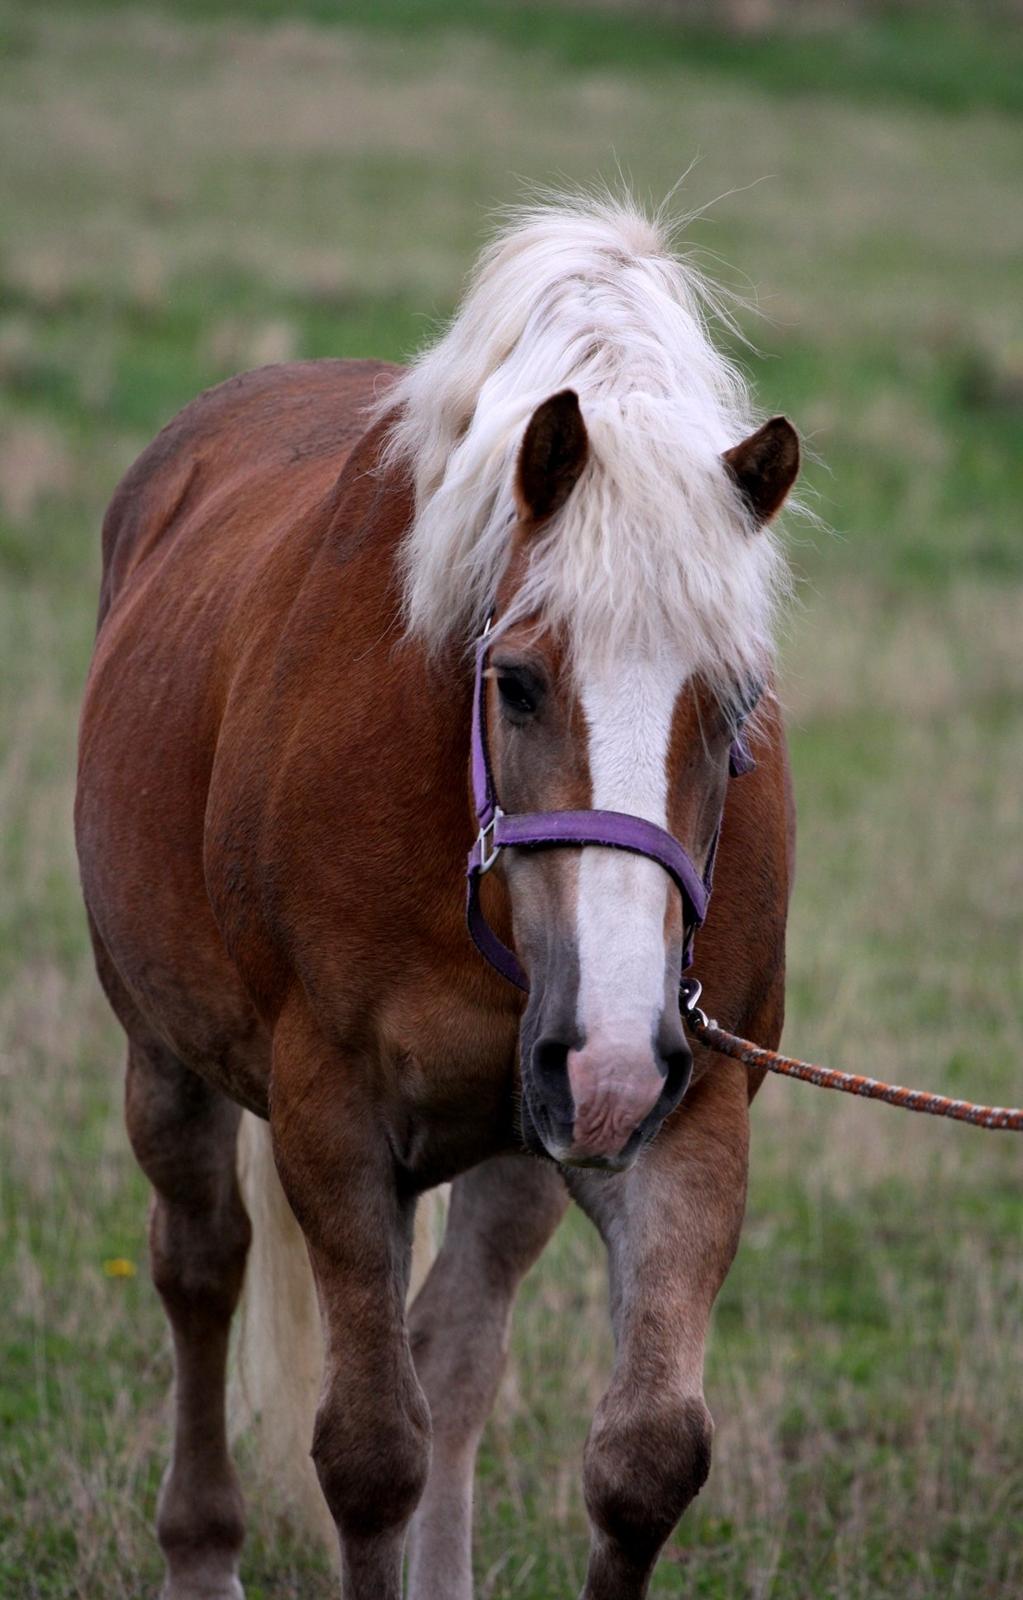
381;998;523;1187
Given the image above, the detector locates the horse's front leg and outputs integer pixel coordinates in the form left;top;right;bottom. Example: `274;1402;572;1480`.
407;1154;568;1600
270;999;431;1600
567;1057;752;1600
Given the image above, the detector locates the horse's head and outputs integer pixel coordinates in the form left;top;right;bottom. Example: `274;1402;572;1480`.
480;390;799;1170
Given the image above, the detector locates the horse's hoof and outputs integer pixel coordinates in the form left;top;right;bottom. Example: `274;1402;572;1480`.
161;1573;244;1600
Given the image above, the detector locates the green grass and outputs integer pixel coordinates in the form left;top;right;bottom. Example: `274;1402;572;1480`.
1;2;1021;1596
10;0;1023;114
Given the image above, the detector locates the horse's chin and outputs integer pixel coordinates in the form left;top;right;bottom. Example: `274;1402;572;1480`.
517;1086;558;1160
518;1088;642;1175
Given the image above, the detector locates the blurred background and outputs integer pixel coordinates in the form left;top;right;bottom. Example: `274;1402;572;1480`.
1;2;1020;1596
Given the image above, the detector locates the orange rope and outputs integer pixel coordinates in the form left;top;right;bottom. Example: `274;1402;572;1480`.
688;1014;1023;1132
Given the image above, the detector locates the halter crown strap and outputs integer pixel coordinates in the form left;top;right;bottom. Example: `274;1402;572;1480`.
465;627;754;992
470;622;498;826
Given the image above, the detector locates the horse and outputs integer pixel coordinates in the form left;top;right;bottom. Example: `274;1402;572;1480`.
75;196;799;1600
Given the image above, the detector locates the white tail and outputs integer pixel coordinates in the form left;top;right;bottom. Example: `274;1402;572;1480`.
229;1112;446;1553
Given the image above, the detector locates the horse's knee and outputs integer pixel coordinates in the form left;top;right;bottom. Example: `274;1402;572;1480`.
150;1192;251;1325
584;1391;713;1559
125;1043;250;1323
312;1380;432;1540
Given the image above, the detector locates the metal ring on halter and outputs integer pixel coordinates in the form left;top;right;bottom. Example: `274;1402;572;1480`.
476;808;504;874
679;976;711;1030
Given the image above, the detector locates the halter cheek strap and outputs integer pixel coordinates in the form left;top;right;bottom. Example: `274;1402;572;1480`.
465;628;754;992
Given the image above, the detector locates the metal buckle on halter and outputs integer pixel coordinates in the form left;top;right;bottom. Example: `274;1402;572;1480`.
476;807;504;874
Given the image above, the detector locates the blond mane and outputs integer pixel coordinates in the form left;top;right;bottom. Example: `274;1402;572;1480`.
383;194;789;693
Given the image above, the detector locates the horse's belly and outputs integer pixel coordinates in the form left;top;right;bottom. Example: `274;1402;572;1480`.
76;581;271;1112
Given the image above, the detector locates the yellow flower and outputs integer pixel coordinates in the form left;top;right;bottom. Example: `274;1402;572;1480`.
102;1257;137;1278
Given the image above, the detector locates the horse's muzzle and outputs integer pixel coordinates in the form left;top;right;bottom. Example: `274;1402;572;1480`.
521;1023;692;1170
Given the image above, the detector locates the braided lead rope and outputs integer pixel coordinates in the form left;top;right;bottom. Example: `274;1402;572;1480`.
680;984;1023;1132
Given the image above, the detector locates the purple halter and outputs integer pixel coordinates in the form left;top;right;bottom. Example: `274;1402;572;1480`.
465;623;755;992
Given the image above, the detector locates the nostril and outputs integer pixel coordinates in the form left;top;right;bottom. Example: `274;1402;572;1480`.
660;1044;694;1103
530;1036;576;1126
532;1035;570;1088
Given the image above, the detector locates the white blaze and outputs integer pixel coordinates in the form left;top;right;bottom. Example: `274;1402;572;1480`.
576;658;689;1051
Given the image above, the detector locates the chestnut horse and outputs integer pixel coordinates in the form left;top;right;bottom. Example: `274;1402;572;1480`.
76;199;799;1600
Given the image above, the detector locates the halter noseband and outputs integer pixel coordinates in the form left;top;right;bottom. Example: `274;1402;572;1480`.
465;621;755;992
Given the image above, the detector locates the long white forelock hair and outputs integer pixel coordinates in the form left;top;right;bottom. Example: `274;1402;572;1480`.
380;192;791;701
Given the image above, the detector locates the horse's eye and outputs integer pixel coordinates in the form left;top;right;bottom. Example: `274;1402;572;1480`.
729;678;763;728
497;673;539;717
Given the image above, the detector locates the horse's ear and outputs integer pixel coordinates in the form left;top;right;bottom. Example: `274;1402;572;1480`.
723;416;800;526
515;389;589;525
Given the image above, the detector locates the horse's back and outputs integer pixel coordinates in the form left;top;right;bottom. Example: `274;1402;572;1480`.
98;359;399;619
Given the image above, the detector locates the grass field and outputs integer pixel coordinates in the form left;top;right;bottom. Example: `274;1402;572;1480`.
1;2;1021;1596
